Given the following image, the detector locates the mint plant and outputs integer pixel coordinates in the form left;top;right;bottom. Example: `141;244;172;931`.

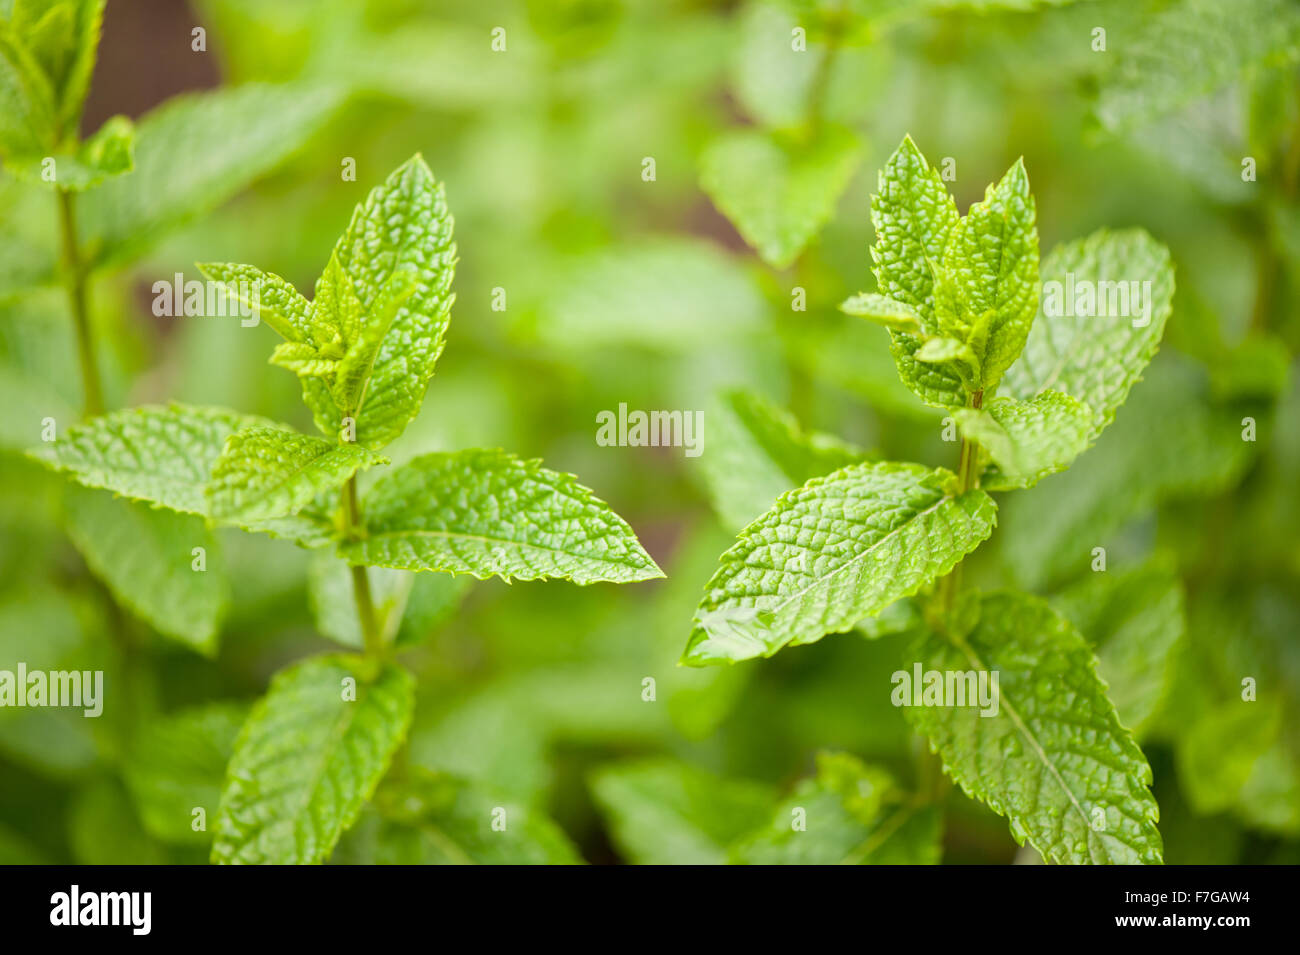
683;136;1175;865
33;156;663;864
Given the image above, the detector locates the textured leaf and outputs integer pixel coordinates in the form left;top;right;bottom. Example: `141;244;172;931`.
589;758;776;865
954;391;1092;491
340;449;663;584
123;702;247;846
196;262;314;343
839;292;923;332
731;752;942;865
906;592;1163;864
1001;229;1175;440
63;485;228;655
869;136;964;408
308;553;470;650
700;389;867;531
212;655;414;865
206;427;386;524
31;403;273;514
1096;0;1300;131
683;462;997;666
699;124;862;269
342;769;582;865
933;158;1038;392
299;155;456;450
1053;563;1185;737
79;82;343;269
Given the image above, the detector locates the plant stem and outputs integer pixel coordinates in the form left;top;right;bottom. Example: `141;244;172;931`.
342;474;382;658
933;391;983;613
57;188;104;418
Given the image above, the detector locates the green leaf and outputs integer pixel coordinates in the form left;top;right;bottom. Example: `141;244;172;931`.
31;402;274;515
869;136;965;408
56;0;103;133
1177;700;1282;815
700;388;867;531
1000;229;1175;440
205;427;386;524
69;779;166;865
906;591;1163;864
589;758;776;865
344;769;583;864
211;655;414;865
699;124;862;269
954;391;1093;490
1095;0;1300;132
340;449;663;584
79;82;343;270
308;553;470;650
123;702;247;846
195;262;314;343
299;155;455;450
1052;562;1185;737
0;21;56;155
933;157;1038;392
730;752;942;865
63;485;228;655
838;292;923;332
682;462;997;666
3;112;132;191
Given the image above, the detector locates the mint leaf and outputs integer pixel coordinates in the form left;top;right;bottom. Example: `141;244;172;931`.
700;124;862;269
906;591;1163;864
211;655;414;865
3;112;133;191
683;462;997;666
1001;229;1175;440
80;82;343;270
731;752;942;865
196;262;315;344
954;391;1092;491
344;769;582;865
308;553;470;650
123;702;247;846
934;157;1038;392
0;21;56;154
63;486;228;655
589;758;776;865
299;155;455;449
340;449;662;584
701;388;867;531
31;403;273;515
839;292;924;332
205;427;386;524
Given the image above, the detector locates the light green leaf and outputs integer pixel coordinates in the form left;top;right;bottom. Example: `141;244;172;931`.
1053;562;1185;737
870;136;965;408
683;462;997;666
955;391;1093;490
341;449;663;584
341;769;582;865
205;427;386;524
0;22;56;155
700;388;867;531
31;402;274;514
1000;229;1175;440
914;336;973;364
906;591;1163;864
123;702;247;846
934;158;1038;392
80;82;343;269
1096;0;1300;132
212;655;414;865
308;553;470;650
300;155;455;450
2;112;132;191
699;124;861;269
730;752;942;865
1177;701;1281;815
589;758;776;865
56;0;104;133
838;292;923;332
63;485;228;655
196;261;314;343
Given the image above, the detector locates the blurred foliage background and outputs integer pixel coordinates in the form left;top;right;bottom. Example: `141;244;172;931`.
1;0;1298;864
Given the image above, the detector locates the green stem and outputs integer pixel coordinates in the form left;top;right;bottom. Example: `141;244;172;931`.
342;474;382;658
934;391;983;613
57;188;104;418
806;26;842;130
